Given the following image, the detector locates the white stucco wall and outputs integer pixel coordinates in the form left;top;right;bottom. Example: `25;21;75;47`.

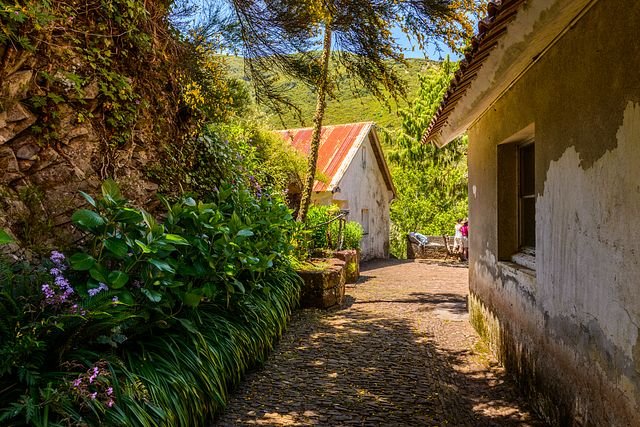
537;101;640;369
312;134;392;260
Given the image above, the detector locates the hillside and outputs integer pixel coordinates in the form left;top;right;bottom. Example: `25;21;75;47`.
224;55;437;131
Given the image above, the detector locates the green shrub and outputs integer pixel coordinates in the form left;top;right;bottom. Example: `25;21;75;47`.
152;120;306;202
302;205;363;252
336;221;364;250
0;181;302;426
68;180;296;315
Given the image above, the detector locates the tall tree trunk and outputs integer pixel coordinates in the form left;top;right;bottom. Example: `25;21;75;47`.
296;23;332;222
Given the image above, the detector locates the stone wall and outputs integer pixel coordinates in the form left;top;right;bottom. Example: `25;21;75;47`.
0;8;189;251
297;259;346;309
406;236;454;260
0;67;163;250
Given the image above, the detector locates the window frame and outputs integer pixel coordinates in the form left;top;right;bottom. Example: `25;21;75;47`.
497;131;536;270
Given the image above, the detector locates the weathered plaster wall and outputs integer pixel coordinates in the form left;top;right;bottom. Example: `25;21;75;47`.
467;1;640;425
326;135;391;260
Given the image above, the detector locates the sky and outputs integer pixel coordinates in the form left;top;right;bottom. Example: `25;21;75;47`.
181;1;462;61
390;25;460;60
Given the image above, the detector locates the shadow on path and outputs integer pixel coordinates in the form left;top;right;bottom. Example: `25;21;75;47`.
214;260;544;426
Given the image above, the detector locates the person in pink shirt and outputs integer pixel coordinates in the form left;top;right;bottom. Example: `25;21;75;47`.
460;219;469;261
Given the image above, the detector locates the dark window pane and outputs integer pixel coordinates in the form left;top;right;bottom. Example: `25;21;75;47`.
519;144;535;196
520;197;536;248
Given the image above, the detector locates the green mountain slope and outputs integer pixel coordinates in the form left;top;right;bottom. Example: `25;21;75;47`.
223;55;437;131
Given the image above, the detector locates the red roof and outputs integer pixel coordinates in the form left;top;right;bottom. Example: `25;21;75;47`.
277;122;375;192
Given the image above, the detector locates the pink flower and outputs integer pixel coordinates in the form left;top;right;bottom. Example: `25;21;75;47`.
107;398;115;407
90;392;97;400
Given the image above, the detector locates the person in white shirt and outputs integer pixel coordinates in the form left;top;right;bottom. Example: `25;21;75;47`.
453;219;463;255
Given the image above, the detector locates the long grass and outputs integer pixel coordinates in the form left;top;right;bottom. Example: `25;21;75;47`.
104;269;301;426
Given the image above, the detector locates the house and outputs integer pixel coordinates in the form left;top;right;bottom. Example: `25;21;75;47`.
422;0;640;425
278;122;395;261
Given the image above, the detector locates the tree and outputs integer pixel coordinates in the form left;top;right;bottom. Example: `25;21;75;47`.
225;0;482;221
387;58;469;257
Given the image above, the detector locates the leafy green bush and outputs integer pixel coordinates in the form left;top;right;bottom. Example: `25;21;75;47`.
0;181;301;426
336;221;364;250
152;119;306;202
68;180;295;314
302;205;363;252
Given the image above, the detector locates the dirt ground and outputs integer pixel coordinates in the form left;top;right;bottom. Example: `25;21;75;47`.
213;259;545;426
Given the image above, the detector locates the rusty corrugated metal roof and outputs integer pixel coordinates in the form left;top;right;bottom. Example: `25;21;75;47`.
422;0;525;144
277;122;394;195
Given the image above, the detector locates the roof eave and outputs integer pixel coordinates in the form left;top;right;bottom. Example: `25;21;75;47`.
423;0;597;147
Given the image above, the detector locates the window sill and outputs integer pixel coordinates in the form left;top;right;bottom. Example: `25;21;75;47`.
509;250;536;272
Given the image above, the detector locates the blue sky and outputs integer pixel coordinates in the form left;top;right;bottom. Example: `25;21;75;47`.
185;1;461;61
390;25;459;60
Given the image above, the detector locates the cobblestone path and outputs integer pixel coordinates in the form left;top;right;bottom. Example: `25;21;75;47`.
214;260;544;426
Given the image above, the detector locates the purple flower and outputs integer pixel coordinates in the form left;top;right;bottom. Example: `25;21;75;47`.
41;284;55;300
72;378;82;387
107;398;115;407
90;392;97;400
112;296;119;303
106;387;113;396
88;283;108;297
50;251;66;266
89;367;99;383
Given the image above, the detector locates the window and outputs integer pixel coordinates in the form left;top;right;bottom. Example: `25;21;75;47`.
361;208;369;235
361;147;367;169
497;133;535;269
518;143;535;250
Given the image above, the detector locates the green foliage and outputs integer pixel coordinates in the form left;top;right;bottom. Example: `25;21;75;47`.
70;180;296;312
152;118;306;201
301;205;363;252
0;229;13;245
0;1;55;51
387;58;469;258
224;55;436;131
0;180;302;426
337;221;364;251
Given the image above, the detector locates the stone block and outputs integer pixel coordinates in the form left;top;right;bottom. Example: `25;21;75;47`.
332;249;359;284
13;135;41;160
1;103;36;142
6;102;32;122
5;70;33;100
0;147;21;184
28;163;74;187
83;80;99;100
63;124;92;144
297;258;346;309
